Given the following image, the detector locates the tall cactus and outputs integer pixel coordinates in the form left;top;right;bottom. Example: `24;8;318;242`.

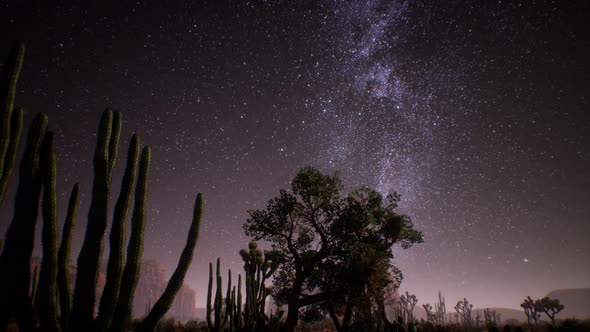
30;265;40;308
135;193;204;332
434;291;446;323
58;183;79;331
0;42;25;205
0;112;47;331
206;258;230;332
240;241;278;330
110;146;150;332
228;274;243;332
1;47;207;332
71;109;122;330
96;135;140;332
454;298;474;326
38;132;61;332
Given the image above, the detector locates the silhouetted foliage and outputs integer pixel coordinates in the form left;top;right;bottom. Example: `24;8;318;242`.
535;296;565;326
243;167;423;332
521;296;540;326
454;298;473;327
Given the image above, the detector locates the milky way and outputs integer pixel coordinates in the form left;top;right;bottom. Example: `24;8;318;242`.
1;0;588;310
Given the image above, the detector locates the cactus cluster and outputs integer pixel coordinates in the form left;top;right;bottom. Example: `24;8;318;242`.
0;43;204;332
205;242;281;332
483;308;500;327
435;291;446;323
398;291;418;324
454;298;474;326
206;258;243;332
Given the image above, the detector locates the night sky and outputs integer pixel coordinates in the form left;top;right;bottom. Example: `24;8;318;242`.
1;1;589;310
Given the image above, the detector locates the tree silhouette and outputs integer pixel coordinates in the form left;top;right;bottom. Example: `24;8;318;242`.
243;167;423;332
521;296;540;326
535;296;564;326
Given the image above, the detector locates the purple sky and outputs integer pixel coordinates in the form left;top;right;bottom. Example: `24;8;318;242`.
1;0;589;310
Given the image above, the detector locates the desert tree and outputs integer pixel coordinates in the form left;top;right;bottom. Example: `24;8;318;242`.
243;168;423;332
535;296;564;326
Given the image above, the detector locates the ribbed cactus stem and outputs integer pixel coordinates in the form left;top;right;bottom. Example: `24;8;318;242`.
206;256;231;332
0;107;23;204
30;265;39;305
224;269;231;328
135;193;204;332
106;111;122;177
38;132;60;332
72;109;117;330
215;258;223;329
237;274;242;330
58;183;79;331
0;112;47;331
110;146;150;332
229;286;236;332
207;262;213;329
0;42;25;204
97;134;139;332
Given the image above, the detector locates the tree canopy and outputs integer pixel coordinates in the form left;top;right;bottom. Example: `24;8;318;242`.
243;167;423;331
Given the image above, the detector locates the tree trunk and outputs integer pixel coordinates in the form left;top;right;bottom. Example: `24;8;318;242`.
283;299;299;332
282;275;305;332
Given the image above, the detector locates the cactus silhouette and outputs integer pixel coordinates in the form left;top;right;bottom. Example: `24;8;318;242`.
454;298;474;326
135;193;204;332
0;44;205;332
0;42;24;205
238;241;279;331
58;183;79;331
96;135;139;332
206;258;230;332
110;146;150;332
0;112;47;330
435;291;446;323
71;109;122;330
38;133;61;332
229;274;243;332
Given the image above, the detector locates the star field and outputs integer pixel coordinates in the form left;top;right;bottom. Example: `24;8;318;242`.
0;0;589;310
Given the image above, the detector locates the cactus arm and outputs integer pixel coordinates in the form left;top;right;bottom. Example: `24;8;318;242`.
106;111;122;178
58;183;79;331
38;132;61;332
71;109;114;329
215;258;222;329
0;106;23;203
237;274;242;330
110;146;150;332
0;42;24;186
0;112;47;330
207;262;214;329
221;269;231;328
96;134;139;332
135;193;203;332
